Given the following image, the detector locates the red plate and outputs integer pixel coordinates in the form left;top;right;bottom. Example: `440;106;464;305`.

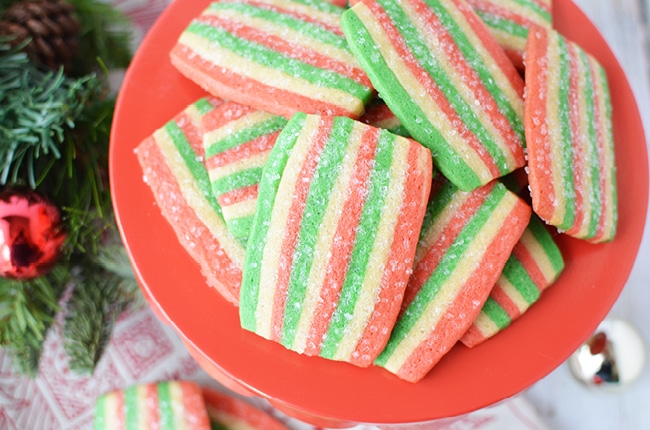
110;0;648;426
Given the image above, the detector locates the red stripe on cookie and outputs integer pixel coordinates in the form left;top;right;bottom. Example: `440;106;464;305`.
205;132;280;169
217;184;259;206
269;117;334;342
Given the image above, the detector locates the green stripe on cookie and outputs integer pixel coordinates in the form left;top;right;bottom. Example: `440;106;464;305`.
94;394;106;429
556;35;576;231
205;116;287;158
212;167;265;195
580;50;603;238
157;382;174;430
186;21;370;100
124;386;138;430
195;97;216;115
165;122;222;216
227;215;255;239
481;297;511;329
501;257;541;304
281;116;353;348
320;130;396;358
240;113;307;331
527;216;564;273
474;10;529;39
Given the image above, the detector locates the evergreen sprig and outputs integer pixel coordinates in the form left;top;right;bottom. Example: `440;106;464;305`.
0;38;102;187
63;258;139;372
0;0;137;375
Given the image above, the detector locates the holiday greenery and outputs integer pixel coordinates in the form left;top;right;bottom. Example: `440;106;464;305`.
0;0;140;376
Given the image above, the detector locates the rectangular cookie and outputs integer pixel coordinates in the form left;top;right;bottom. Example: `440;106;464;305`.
136;98;246;304
524;26;617;243
170;0;374;119
239;113;432;367
461;214;565;347
341;0;526;191
94;381;210;429
375;179;531;382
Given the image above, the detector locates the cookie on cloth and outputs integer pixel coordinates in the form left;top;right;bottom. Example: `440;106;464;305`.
202;102;288;242
136;98;245;305
170;0;374;119
375;179;531;382
203;388;289;429
341;0;526;191
466;0;552;69
524;26;617;243
94;381;210;429
240;113;432;367
461;214;564;347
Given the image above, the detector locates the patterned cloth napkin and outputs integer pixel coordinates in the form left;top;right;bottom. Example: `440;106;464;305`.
0;1;550;428
0;304;547;429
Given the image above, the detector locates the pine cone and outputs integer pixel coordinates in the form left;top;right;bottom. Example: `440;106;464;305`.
0;0;81;71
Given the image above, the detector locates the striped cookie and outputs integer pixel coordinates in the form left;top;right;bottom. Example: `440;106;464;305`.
461;214;564;347
467;0;552;69
525;27;617;243
136;98;245;304
203;388;289;429
341;0;526;191
202;102;288;242
375;179;531;382
170;0;374;119
94;381;210;430
240;113;432;367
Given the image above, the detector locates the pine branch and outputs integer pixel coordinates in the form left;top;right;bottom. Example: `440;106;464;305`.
0;39;103;188
62;266;133;373
0;266;69;374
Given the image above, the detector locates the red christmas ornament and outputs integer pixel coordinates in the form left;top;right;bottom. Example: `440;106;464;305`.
0;189;66;279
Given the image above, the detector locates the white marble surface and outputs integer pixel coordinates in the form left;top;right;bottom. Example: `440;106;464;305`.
524;1;650;429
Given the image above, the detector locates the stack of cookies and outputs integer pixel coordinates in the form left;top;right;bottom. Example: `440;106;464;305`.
136;0;616;382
